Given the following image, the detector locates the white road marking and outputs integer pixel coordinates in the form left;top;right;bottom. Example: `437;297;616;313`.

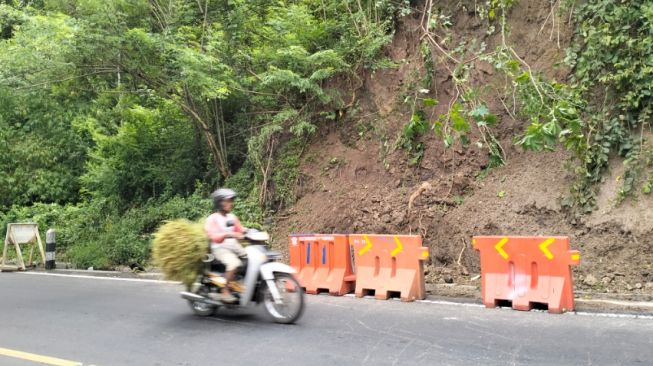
15;271;179;284
344;292;653;319
417;299;484;308
571;311;653;320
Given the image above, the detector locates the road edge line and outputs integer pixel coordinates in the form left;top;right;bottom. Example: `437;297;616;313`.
14;271;179;284
343;293;653;319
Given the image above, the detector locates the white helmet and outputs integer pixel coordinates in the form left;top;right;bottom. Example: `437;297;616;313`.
211;188;237;210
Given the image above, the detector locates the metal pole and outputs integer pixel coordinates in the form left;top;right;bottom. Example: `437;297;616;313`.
45;229;56;270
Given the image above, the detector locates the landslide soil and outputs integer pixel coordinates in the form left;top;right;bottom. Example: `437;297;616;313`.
271;1;653;299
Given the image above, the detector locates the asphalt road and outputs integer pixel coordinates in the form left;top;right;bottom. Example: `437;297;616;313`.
0;273;652;366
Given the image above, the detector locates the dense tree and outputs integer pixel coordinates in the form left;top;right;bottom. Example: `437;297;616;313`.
0;0;401;267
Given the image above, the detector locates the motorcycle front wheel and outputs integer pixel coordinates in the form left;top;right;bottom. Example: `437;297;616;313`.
262;273;305;324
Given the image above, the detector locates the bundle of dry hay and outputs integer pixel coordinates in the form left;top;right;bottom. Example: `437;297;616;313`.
152;219;208;288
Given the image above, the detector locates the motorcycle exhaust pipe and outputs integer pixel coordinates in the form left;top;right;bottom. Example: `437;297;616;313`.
180;291;223;306
180;291;205;301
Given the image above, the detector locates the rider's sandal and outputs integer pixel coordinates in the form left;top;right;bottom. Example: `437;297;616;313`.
229;282;245;293
221;292;237;303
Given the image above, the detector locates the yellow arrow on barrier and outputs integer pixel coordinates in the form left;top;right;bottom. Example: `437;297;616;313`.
391;236;404;257
359;234;373;256
494;237;509;260
539;238;555;260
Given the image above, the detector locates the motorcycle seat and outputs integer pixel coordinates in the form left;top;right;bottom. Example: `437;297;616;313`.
209;258;248;275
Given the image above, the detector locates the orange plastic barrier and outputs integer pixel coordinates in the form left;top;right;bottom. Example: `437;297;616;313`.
288;234;355;295
473;236;580;313
349;234;429;301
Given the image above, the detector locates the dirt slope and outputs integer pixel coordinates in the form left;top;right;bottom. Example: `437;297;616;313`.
271;1;653;297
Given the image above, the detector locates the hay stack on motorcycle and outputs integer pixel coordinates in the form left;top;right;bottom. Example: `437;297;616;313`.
152;219;206;288
155;224;306;323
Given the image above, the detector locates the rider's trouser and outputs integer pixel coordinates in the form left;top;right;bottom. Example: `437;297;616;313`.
211;239;247;272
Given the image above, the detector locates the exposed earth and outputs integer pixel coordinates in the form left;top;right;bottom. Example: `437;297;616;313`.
269;1;653;299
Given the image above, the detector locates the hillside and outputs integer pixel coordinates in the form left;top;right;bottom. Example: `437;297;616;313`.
271;1;653;297
1;1;652;297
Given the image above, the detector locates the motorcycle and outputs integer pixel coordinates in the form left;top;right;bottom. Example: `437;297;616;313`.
179;230;305;324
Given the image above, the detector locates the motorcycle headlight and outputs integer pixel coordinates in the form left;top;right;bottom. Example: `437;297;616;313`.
267;250;282;261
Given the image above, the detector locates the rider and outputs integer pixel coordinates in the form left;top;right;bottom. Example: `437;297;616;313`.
205;188;247;303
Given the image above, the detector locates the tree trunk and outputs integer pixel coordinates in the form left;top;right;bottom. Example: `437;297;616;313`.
179;102;231;178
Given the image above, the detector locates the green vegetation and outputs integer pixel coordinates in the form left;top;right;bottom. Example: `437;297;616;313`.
0;189;211;268
0;0;403;268
564;1;653;207
408;0;510;170
406;0;653;213
509;0;653;211
3;0;653;268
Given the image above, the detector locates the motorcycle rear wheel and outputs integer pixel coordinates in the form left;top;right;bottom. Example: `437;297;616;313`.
188;300;216;317
187;284;217;316
262;273;305;324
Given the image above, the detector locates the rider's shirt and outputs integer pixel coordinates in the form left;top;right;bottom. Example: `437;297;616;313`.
205;212;244;244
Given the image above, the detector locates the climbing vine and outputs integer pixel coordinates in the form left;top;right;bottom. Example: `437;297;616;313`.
399;0;653;212
564;1;653;207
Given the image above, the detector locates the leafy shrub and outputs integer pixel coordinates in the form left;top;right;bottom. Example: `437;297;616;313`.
0;189;212;269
